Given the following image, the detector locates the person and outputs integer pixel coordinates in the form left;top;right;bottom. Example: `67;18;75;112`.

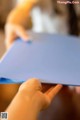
5;0;80;93
5;78;62;120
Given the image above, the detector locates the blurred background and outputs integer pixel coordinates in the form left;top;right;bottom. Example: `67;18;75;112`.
0;0;80;120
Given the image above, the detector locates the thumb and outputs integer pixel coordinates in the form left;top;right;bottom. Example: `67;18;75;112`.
5;33;17;49
16;26;29;41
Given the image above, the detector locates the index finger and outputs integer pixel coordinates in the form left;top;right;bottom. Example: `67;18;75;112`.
16;26;29;41
46;84;63;102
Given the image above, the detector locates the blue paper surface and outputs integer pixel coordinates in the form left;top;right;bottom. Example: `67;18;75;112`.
0;32;80;85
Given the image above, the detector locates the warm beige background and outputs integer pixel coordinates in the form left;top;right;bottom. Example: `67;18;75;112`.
0;30;6;58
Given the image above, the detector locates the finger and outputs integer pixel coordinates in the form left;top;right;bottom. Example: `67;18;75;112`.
75;87;80;94
5;33;17;49
45;84;63;102
16;26;29;41
44;86;55;95
19;78;42;92
42;83;54;93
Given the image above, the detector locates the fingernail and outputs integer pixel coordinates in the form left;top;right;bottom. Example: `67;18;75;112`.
24;37;32;41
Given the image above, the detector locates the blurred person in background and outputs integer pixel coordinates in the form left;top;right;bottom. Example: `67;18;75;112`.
5;0;80;93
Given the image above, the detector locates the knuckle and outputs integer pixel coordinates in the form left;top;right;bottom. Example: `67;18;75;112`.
19;82;27;92
19;78;42;94
29;78;41;85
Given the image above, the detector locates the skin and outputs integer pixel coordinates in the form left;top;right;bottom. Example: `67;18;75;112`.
5;0;37;49
75;87;80;94
5;78;62;120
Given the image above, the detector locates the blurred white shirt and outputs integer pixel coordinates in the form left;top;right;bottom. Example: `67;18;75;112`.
16;0;69;34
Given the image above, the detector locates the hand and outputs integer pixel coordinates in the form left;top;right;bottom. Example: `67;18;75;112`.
5;23;29;49
19;78;63;110
6;78;62;120
5;0;38;49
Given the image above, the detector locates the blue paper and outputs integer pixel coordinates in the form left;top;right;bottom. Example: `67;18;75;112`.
0;32;80;85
